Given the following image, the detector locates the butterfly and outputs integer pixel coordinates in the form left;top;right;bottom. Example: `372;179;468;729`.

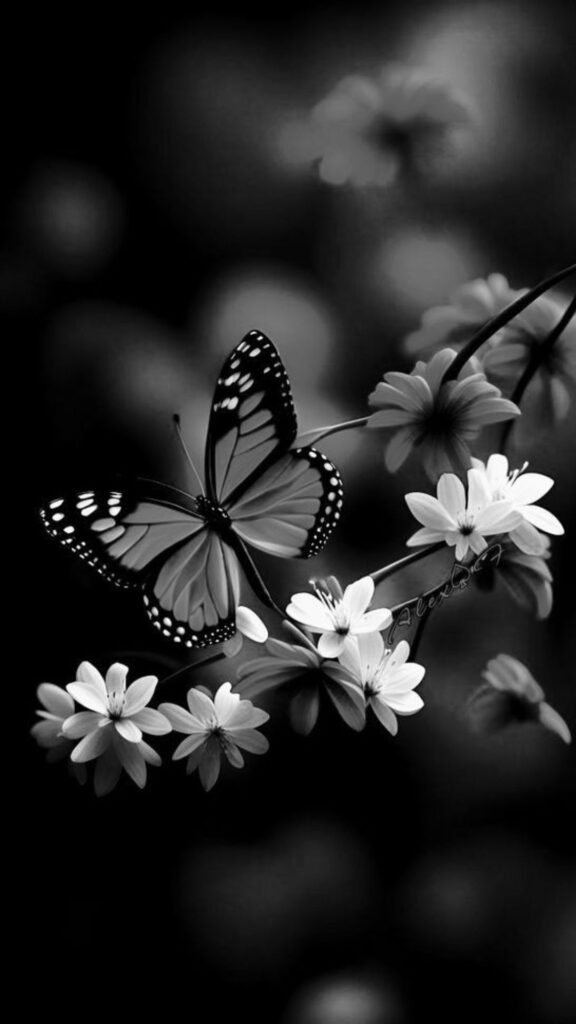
40;330;344;649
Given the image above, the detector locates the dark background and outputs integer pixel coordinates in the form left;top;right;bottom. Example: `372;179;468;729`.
9;4;575;1021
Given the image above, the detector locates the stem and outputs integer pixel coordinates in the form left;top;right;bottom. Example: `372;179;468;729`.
370;542;445;585
295;417;370;447
442;263;576;383
500;293;576;453
229;533;286;620
160;650;227;685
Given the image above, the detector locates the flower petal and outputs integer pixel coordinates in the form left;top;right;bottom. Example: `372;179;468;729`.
37;683;75;718
317;632;347;659
158;702;198;734
173;733;209;760
93;748;122;797
105;663;129;696
236;606;268;642
130;708;172;735
123;676;158;715
509;473;554;506
343;576;374;619
369;698;398;735
71;725;113;763
113;734;147;788
76;662;106;693
521;505;564;535
230;729;269;755
437;474;466;519
286;594;334;632
62;711;105;739
538;702;571;744
114;718;143;743
290;687;320;735
66;682;108;714
405;493;456;530
198;738;221;791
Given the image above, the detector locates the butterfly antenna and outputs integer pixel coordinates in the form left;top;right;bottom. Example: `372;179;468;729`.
172;414;205;496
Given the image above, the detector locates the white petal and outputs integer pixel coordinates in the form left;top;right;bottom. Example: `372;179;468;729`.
198;739;221;791
236;606;268;643
105;663;129;695
467;468;491;512
476;501;521;534
509;520;547;555
37;683;75;718
437;474;466;519
510;473;554;506
93;749;122;797
123;676;158;715
286;594;334;632
157;702;198;734
538;702;571;744
130;708;172;735
114;719;142;743
357;631;385;672
405;493;456;530
71;725;113;763
186;687;217;722
369;698;398;735
214;682;242;727
113;734;147;788
231;729;269;754
317;632;346;658
76;662;106;693
405;528;447;547
354;608;392;633
62;711;104;739
173;733;209;760
385;691;424;714
486;454;509;491
66;682;108;714
343;576;374;619
521;505;564;535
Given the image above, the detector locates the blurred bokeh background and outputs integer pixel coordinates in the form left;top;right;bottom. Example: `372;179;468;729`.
11;2;575;1020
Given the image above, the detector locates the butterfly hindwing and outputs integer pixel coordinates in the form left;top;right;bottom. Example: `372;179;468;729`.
206;330;297;506
229;446;344;558
144;531;240;648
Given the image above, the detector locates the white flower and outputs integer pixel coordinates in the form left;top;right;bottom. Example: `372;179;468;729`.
286;575;392;659
222;605;269;656
405;469;522;561
470;454;564;556
403;273;524;358
159;683;269;791
31;682;87;783
467;653;571;744
338;633;425;735
62;662;172;794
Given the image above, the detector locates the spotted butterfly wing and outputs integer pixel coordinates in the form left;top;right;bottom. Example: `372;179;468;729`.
41;330;343;649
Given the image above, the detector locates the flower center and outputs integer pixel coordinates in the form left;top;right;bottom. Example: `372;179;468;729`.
313;582;350;633
457;513;476;536
107;691;125;718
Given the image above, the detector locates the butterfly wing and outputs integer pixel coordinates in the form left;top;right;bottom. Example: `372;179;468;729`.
205;330;297;506
207;330;344;558
229;446;344;558
40;488;239;648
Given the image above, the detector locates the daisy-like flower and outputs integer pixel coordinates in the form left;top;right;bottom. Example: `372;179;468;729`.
404;273;524;358
473;537;553;620
236;632;366;735
405;468;522;561
367;348;520;480
159;683;269;791
338;632;425;735
286;575;392;659
470;454;564;556
483;293;576;420
62;662;172;795
467;654;571;744
282;65;472;188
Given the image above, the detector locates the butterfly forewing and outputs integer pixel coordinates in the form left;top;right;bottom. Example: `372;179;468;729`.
230;446;344;558
206;331;297;506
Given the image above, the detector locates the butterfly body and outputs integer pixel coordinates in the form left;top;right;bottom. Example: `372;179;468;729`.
41;331;344;649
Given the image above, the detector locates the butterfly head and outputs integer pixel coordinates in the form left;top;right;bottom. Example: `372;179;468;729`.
196;495;233;534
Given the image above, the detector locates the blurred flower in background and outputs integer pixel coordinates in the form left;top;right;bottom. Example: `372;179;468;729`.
473;536;554;620
467;653;571;743
281;64;473;187
31;683;86;784
282;971;403;1024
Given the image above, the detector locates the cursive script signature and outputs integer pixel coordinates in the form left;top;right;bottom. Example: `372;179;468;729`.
386;543;503;645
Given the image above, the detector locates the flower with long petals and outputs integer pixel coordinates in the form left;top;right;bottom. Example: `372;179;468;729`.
159;683;269;791
236;629;366;735
405;469;522;561
483;294;576;420
368;348;520;480
286;575;391;659
338;633;425;735
31;683;76;757
282;65;472;188
473;537;553;620
62;662;172;794
404;273;524;358
467;654;571;743
470;454;564;556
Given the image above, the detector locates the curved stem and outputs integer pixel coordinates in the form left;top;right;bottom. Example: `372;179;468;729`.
442;263;576;383
160;650;227;686
370;542;445;585
500;293;576;453
295;417;370;447
229;533;286;619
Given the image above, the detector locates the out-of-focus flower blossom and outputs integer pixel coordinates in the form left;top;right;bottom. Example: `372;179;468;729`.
159;683;269;791
470;454;564;556
31;683;87;783
283;65;473;188
62;662;171;794
404;273;524;358
286;576;391;659
368;348;520;480
473;537;553;619
484;294;576;420
236;632;366;734
467;654;571;743
338;633;425;735
405;468;522;561
222;605;269;656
